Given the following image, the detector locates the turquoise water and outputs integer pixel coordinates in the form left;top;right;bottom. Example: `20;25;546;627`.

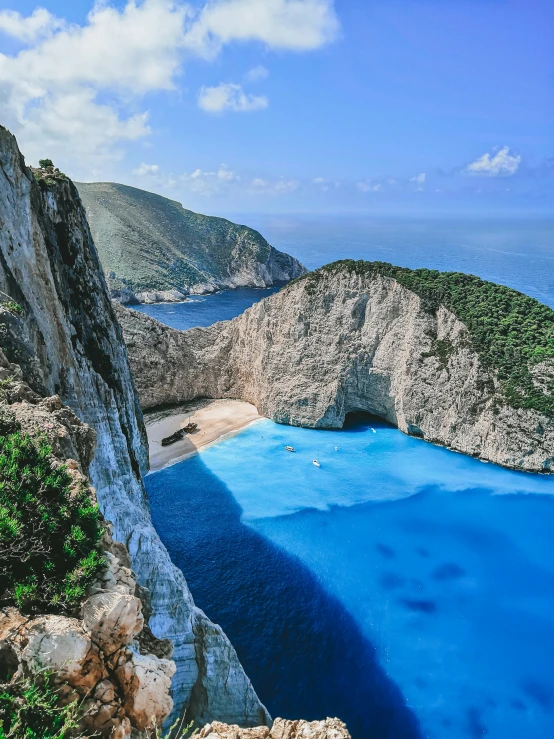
147;415;554;739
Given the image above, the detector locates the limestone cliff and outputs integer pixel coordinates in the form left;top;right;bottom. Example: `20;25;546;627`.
0;125;269;727
0;353;175;738
75;182;306;303
118;262;554;472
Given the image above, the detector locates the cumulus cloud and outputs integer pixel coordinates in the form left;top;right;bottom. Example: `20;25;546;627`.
179;164;241;195
183;0;339;57
357;180;382;193
133;163;160;176
0;0;338;171
245;65;269;82
0;8;64;42
198;83;268;113
251;176;300;195
466;146;521;177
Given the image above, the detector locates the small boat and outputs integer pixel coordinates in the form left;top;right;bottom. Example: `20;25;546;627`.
371;428;376;434
312;459;321;467
161;429;185;446
184;422;198;434
285;446;295;452
334;446;338;451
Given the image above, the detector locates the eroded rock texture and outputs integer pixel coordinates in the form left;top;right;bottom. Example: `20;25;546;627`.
198;718;351;739
0;372;174;738
0;125;269;726
118;267;554;471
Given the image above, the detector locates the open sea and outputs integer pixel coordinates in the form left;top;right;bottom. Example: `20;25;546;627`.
142;216;554;739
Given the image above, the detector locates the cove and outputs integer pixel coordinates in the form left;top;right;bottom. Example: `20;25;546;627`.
146;414;554;739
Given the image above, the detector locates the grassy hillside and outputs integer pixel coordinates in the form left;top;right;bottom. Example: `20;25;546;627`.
76;182;304;295
294;260;554;416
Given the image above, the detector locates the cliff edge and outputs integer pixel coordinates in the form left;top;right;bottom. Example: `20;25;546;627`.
118;261;554;472
76;182;306;303
0;125;270;728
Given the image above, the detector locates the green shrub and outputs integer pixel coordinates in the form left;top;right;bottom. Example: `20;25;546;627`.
38;159;54;169
0;433;105;613
0;302;22;316
0;672;84;739
295;260;554;416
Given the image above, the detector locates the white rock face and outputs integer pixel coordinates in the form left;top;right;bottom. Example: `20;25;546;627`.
0;125;269;726
117;269;554;472
198;718;351;739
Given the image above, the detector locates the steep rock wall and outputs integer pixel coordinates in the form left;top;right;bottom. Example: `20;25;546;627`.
76;182;306;303
0;126;269;726
117;269;554;472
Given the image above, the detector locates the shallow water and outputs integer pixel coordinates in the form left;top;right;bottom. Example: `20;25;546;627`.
147;415;554;739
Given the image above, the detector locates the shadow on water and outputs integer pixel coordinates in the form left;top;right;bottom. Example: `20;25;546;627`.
147;454;422;739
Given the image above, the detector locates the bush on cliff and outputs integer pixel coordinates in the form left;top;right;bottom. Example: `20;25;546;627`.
0;433;105;613
0;672;83;739
297;260;554;416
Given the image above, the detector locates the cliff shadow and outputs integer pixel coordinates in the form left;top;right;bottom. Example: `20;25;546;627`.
146;454;422;739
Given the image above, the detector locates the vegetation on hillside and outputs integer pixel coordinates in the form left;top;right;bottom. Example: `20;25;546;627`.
294;260;554;416
0;433;105;613
76;182;285;295
0;673;84;739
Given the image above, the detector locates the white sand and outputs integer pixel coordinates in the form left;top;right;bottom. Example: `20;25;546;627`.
145;399;262;471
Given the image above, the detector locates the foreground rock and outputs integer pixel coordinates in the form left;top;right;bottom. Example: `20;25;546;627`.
199;718;351;739
0;370;174;738
76;182;306;303
118;262;554;472
0;125;269;726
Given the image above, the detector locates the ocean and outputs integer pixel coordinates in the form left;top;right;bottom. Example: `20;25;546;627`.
141;216;554;738
133;216;554;328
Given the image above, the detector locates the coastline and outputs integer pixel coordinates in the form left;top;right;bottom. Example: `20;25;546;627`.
145;398;262;472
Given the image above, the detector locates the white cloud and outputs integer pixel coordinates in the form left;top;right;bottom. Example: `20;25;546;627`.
133;162;160;176
245;65;269;82
251;176;300;195
411;172;426;184
198;83;268;113
357;181;382;193
0;8;64;42
183;0;339;57
180;164;241;195
312;176;338;191
466;146;521;177
0;0;338;173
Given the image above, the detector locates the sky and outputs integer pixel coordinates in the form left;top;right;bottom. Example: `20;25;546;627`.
0;0;552;215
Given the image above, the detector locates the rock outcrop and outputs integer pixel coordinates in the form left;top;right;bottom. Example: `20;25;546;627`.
76;182;306;303
0;125;269;726
117;263;554;472
198;718;351;739
0;361;174;738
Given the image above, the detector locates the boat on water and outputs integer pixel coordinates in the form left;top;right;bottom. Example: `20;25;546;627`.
312;459;321;467
161;429;185;446
285;446;295;452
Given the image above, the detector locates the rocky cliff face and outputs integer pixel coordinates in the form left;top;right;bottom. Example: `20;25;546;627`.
0;353;175;738
118;264;554;472
76;182;306;303
0;125;269;727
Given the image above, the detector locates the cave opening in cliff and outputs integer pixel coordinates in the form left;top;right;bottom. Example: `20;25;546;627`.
343;410;394;430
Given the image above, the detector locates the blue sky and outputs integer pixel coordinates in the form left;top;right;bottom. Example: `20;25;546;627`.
0;0;552;214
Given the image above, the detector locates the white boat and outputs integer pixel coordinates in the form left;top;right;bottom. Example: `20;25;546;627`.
312;459;321;467
285;445;295;452
371;428;376;433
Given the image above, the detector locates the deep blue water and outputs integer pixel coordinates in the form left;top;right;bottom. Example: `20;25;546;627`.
132;216;554;329
131;286;281;329
142;216;554;737
147;415;554;739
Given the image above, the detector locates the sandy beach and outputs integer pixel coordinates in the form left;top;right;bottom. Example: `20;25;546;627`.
145;398;262;471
